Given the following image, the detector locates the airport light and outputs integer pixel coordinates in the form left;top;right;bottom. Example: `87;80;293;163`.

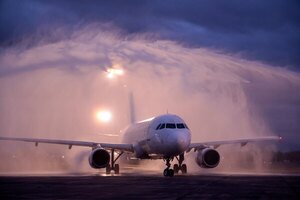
96;110;112;123
106;68;124;79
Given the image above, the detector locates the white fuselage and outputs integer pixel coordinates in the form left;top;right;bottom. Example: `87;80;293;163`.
122;114;191;159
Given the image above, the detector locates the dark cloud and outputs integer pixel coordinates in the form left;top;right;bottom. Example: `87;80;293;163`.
0;0;299;69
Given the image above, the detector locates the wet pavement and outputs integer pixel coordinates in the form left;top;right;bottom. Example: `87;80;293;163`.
0;173;299;199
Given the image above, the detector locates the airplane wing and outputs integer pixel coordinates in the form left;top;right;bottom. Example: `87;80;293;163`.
0;136;134;152
188;136;281;152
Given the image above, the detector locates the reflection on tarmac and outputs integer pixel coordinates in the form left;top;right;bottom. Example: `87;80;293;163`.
0;170;300;199
1;168;300;177
1;163;300;177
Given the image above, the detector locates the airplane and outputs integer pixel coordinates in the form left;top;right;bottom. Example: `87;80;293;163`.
0;113;281;177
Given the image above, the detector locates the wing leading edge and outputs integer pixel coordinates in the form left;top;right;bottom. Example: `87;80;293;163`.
0;136;134;152
188;136;282;152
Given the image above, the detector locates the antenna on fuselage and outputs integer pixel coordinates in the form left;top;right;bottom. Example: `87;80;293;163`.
128;91;136;124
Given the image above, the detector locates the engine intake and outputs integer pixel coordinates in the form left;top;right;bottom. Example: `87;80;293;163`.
88;148;110;168
196;148;220;168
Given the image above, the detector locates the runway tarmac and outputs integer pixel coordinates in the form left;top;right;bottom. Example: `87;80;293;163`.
0;172;299;199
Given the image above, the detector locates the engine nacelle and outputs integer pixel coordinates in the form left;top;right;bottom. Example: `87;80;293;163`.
196;148;220;168
88;148;110;169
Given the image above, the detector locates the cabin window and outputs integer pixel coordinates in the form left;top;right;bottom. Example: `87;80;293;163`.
159;123;165;129
166;123;176;129
176;123;185;129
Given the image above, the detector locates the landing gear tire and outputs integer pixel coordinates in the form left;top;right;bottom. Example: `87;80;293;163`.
106;164;120;174
163;169;174;177
163;169;168;176
163;157;174;177
106;165;111;174
181;164;187;174
105;150;123;175
114;164;120;174
174;164;179;174
169;169;174;177
174;154;188;174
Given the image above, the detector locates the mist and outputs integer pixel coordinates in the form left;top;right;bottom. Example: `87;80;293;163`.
0;25;299;173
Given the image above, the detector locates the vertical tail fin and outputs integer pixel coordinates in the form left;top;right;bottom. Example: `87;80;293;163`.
129;91;136;124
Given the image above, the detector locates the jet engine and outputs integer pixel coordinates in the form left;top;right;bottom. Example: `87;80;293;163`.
196;148;220;168
88;148;110;168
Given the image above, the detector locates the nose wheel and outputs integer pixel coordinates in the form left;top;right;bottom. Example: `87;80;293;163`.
163;157;174;177
163;168;174;177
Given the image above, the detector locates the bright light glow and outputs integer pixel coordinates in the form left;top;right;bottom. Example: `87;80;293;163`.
96;110;112;123
107;72;115;79
106;68;124;79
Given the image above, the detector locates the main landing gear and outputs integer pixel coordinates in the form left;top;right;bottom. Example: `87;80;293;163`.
106;149;123;175
174;154;187;174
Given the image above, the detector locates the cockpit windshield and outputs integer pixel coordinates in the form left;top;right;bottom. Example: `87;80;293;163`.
166;123;176;129
176;123;185;129
155;123;189;130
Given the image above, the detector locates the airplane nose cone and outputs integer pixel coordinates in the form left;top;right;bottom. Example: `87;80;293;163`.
176;134;190;150
167;131;190;155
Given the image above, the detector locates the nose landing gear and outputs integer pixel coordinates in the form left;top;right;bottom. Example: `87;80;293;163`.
163;157;174;177
163;154;187;177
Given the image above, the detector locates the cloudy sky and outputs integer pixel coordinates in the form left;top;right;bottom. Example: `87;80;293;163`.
1;0;299;69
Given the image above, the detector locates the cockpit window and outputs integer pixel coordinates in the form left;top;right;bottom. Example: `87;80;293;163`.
166;123;176;129
184;123;190;130
156;123;189;130
156;124;161;130
176;123;185;129
159;123;165;129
